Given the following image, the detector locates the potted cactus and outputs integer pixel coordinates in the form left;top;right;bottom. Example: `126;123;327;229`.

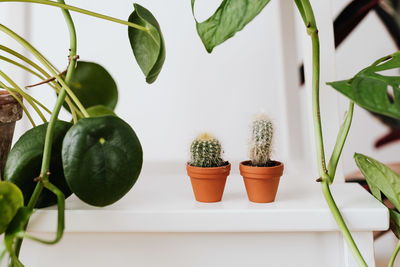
186;133;230;202
239;114;284;203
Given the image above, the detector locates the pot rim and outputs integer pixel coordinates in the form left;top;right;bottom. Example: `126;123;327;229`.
186;162;230;169
239;160;284;179
0;91;22;105
240;160;283;169
186;162;231;178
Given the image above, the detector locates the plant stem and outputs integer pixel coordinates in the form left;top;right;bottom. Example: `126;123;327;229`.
0;80;35;126
0;48;84;119
321;181;366;266
0;55;43;78
297;0;367;266
0;45;57;78
0;70;47;123
14;0;77;256
0;24;89;117
0;0;149;32
0;85;52;115
389;240;400;267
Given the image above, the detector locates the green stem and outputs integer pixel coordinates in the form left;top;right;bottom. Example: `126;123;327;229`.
298;0;328;180
327;101;354;182
0;55;43;78
0;24;89;117
321;181;366;266
297;0;367;266
0;45;57;78
0;70;47;123
0;80;35;126
0;0;149;32
294;0;307;25
389;240;400;267
0;48;84;119
1;85;52;114
17;181;65;245
14;0;76;256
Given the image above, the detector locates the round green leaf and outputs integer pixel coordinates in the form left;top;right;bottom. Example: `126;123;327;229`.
64;61;118;111
62;116;143;207
0;181;23;234
4;121;73;208
128;4;165;84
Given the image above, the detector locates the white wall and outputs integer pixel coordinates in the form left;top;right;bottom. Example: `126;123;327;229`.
20;0;288;165
4;0;397;176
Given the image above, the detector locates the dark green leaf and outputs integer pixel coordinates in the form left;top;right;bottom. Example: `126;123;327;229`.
64;61;118;112
191;0;271;53
62;116;142;207
354;153;400;210
128;3;165;84
328;52;400;119
4;121;72;208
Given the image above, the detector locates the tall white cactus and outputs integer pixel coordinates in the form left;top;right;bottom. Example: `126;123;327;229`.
249;114;274;166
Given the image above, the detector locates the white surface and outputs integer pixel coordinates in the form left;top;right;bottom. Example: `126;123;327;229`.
18;232;363;267
16;162;387;267
27;161;388;233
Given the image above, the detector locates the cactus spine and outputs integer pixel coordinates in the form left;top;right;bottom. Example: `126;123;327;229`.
249;114;274;166
190;133;224;167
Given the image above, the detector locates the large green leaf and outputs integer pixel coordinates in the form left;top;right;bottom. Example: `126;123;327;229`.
62;116;143;207
128;3;165;84
328;52;400;119
64;61;118;112
191;0;271;53
4;121;72;208
354;153;400;237
354;153;400;209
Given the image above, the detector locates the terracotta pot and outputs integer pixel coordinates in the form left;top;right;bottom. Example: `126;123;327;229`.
240;160;284;203
186;163;231;202
0;91;23;176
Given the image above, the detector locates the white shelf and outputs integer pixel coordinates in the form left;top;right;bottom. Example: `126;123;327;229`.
28;161;389;233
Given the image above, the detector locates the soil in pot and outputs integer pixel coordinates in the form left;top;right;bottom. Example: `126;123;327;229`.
0;91;23;177
240;160;284;203
186;162;231;202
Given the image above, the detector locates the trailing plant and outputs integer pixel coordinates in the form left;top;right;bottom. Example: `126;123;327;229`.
190;0;400;265
249;114;274;167
189;133;225;168
0;0;165;266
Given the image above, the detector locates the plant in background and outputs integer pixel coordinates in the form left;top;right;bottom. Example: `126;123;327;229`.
0;0;165;266
186;133;230;202
190;0;400;265
189;133;224;168
240;114;284;203
249;114;274;167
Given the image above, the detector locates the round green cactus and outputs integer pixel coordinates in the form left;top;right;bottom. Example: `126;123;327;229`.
189;133;224;167
249;114;274;166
